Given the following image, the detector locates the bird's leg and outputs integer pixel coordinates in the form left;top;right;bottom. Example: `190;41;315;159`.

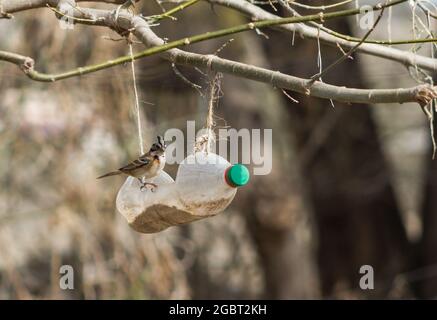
138;178;158;192
144;182;158;192
138;177;145;191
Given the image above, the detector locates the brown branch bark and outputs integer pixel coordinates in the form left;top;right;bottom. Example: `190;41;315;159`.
0;0;127;14
208;0;437;72
1;0;436;106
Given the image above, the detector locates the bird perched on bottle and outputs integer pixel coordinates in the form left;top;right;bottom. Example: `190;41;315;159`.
97;136;166;191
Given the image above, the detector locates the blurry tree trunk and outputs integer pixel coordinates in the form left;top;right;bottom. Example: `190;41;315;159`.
262;3;410;297
224;35;320;299
418;146;437;298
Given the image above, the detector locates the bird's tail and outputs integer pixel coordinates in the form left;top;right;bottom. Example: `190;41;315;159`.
96;171;121;179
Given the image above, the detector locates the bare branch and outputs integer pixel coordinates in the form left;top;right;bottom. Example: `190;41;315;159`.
0;0;128;14
1;0;436;107
308;2;386;85
208;0;437;72
0;50;34;72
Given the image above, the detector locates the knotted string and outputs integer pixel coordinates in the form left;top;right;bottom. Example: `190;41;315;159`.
195;70;222;153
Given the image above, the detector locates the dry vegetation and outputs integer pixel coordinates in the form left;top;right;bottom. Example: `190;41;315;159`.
1;0;437;299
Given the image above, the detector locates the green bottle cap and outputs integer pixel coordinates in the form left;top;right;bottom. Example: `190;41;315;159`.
225;164;250;188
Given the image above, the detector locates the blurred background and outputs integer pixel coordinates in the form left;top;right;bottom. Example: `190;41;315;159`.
0;0;436;299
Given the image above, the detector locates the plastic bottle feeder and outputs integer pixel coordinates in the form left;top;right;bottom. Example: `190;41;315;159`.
116;152;250;233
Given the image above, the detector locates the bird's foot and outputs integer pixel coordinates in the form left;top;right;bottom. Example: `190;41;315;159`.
140;182;158;192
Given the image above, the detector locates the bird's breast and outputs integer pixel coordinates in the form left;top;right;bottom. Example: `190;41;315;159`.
158;155;166;171
141;156;165;179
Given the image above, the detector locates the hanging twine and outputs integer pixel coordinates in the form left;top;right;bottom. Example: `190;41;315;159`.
129;43;144;155
195;71;222;153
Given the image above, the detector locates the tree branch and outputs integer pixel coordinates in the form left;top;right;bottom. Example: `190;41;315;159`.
308;2;386;85
3;0;437;68
0;50;34;71
1;0;436;106
0;0;127;15
208;0;437;72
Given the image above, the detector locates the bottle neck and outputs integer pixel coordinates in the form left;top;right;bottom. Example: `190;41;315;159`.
224;166;238;188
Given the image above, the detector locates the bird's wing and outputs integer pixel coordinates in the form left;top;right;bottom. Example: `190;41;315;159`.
119;155;150;173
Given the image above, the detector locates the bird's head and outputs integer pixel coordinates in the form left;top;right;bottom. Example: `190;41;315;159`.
150;135;166;156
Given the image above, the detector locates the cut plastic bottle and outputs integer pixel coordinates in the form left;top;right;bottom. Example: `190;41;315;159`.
116;151;249;233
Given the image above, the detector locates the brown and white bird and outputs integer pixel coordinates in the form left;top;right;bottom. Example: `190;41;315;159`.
97;136;166;191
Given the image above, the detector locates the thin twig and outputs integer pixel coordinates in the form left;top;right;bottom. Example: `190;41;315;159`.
148;0;200;21
308;3;386;86
171;63;204;96
210;0;437;72
281;89;299;103
214;38;234;56
46;4;97;23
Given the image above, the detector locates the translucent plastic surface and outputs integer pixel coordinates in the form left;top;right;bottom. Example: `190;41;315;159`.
116;152;238;233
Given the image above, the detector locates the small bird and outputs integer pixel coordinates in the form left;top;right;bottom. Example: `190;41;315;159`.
97;136;166;191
